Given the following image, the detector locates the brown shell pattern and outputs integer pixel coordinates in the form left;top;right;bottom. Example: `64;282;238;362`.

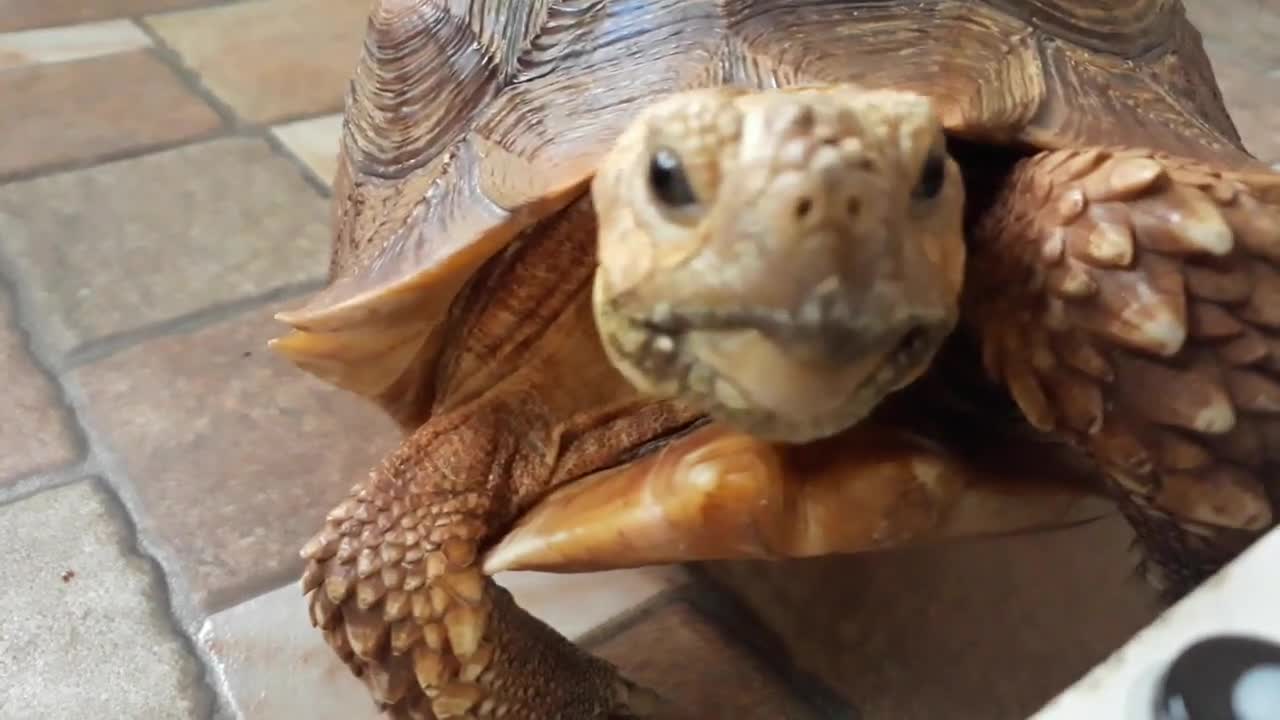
969;150;1280;561
273;0;1255;426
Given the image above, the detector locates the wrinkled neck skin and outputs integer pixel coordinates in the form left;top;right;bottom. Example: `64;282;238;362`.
423;195;704;520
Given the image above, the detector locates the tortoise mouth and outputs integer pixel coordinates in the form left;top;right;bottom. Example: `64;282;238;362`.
606;304;953;444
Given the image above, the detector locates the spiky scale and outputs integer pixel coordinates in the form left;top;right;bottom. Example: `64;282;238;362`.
413;646;449;688
385;590;412;623
391;618;422;655
1225;369;1280;413
1155;467;1272;530
445;604;484;657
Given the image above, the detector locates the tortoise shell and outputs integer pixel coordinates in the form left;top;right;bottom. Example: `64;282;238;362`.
271;0;1259;425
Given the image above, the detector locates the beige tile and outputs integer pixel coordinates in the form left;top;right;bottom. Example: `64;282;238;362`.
198;584;379;720
146;0;370;124
0;19;152;71
201;568;686;718
0;138;328;355
0;479;211;719
271;113;343;186
1184;0;1280;68
0;287;79;484
497;567;687;641
1202;41;1280;164
73;302;399;612
0;0;212;33
702;516;1161;720
0;49;222;179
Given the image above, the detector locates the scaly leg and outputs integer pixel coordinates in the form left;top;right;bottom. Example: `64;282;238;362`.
301;405;665;720
965;147;1280;598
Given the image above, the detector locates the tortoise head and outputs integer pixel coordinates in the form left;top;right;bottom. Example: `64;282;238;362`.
591;86;968;443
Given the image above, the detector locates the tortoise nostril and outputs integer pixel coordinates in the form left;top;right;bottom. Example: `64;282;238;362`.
895;325;929;360
846;196;861;217
795;197;813;220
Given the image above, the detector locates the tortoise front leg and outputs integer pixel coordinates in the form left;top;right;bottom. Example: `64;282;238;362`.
300;408;660;720
965;147;1280;598
484;420;1110;574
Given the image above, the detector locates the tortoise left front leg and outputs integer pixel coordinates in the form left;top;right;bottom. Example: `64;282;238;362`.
484;420;1110;574
964;147;1280;597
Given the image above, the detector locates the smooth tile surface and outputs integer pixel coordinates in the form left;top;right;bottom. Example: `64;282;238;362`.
201;568;687;718
0;19;152;71
271;113;343;187
199;583;379;720
498;567;687;641
146;0;370;124
592;600;818;720
73;302;400;611
0;49;221;179
1185;0;1280;162
1202;41;1280;163
0;479;210;719
1185;0;1280;68
0;137;328;356
0;0;212;33
702;517;1161;720
0;288;78;484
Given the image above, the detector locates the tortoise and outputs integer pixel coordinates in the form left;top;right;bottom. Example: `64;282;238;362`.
270;0;1280;718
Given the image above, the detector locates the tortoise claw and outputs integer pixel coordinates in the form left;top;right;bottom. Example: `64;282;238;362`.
485;423;1111;574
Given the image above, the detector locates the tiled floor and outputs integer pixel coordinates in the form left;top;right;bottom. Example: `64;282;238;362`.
0;2;1275;720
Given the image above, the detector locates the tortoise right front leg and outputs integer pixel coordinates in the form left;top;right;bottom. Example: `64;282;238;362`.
301;408;657;720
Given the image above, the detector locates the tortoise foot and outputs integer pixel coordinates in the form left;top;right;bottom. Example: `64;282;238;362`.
969;148;1280;600
1119;499;1257;603
300;432;658;720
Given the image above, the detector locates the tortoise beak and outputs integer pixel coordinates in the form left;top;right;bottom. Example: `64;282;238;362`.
482;423;1112;574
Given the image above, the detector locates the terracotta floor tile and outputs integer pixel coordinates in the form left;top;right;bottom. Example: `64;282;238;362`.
0;19;152;71
0;288;79;484
200;568;685;718
0;49;221;179
591;599;818;719
72;302;401;611
0;479;210;719
271;113;343;187
701;516;1159;720
146;0;370;124
0;137;328;357
0;0;213;33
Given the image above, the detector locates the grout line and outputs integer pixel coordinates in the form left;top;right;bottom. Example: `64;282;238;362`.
131;18;243;130
64;364;231;720
0;125;230;186
0;281;90;475
0;0;252;34
62;278;324;369
262;123;339;197
84;475;222;719
682;566;863;720
576;585;689;649
0;214;228;718
0;461;97;508
133;16;343;198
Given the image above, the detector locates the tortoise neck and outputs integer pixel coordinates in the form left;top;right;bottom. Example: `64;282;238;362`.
418;195;702;501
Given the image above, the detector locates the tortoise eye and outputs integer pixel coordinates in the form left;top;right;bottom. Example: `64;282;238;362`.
648;147;699;208
913;149;946;201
